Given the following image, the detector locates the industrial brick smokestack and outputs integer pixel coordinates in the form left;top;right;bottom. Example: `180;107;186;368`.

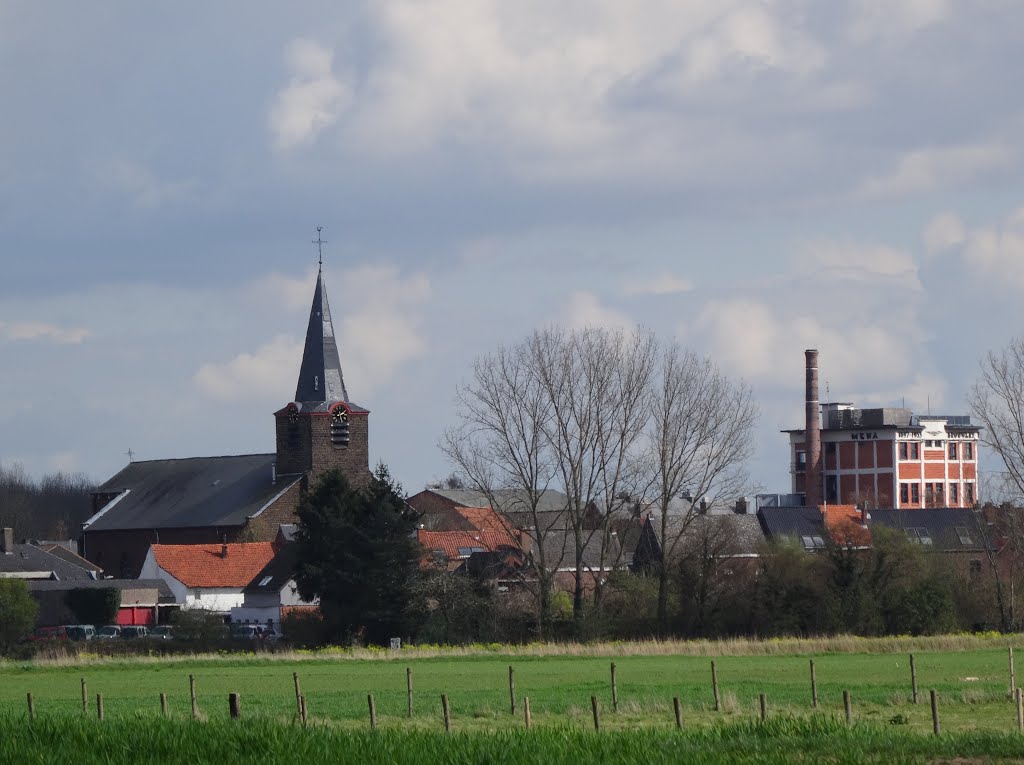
805;349;822;509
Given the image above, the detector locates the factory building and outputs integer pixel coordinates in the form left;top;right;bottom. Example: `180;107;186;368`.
785;350;980;510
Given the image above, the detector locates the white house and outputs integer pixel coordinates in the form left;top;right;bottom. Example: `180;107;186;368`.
139;542;277;613
230;546;317;628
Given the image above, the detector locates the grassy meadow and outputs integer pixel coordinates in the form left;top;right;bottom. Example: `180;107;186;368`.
1;635;1024;735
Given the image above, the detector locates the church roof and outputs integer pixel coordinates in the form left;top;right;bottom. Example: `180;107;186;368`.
294;270;351;407
83;454;302;532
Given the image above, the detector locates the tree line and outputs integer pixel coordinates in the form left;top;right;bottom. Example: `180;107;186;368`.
0;462;96;541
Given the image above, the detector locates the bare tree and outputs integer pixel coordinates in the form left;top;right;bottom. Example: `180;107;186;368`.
530;327;656;631
645;344;758;633
441;340;565;637
970;338;1024;503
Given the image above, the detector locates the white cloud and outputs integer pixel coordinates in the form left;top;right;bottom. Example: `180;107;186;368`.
794;240;922;290
194;334;303;402
560;291;632;331
849;0;951;42
963;205;1024;287
269;39;350;150
922;212;966;254
94;159;196;208
625;275;694;297
859;142;1015;198
0;321;91;344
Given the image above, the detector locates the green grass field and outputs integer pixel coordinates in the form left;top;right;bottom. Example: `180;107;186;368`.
2;637;1024;738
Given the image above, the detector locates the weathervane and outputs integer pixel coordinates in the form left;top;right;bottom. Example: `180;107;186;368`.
313;226;327;271
125;448;135;463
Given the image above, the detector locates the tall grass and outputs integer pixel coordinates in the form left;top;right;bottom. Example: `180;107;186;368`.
4;713;1024;765
7;632;1015;670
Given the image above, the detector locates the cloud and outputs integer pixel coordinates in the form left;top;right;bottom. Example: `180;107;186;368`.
922;212;966;254
194;334;303;401
848;0;951;42
560;291;632;331
269;39;350;150
97;159;197;208
0;321;91;344
793;240;922;290
963;205;1024;287
624;275;694;297
859;142;1015;198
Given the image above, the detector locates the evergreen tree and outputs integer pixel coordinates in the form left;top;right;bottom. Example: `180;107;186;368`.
0;579;38;653
293;464;420;645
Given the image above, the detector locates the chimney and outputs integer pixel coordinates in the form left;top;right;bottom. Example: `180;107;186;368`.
271;462;277;485
1;527;12;554
804;349;822;509
221;543;228;559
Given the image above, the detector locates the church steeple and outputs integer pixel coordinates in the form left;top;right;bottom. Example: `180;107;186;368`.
295;270;349;405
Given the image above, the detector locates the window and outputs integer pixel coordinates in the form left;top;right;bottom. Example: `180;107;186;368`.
905;527;933;545
911;483;920;503
935;483;944;505
801;535;826;550
925;440;934;448
965;482;975;505
924;484;934;506
949;483;959;504
900;483;909;503
825;442;836;455
948;443;958;460
912;443;920;459
965;443;974;460
954;526;973;546
258;576;273;587
969;559;982;577
899;442;908;460
796;450;807;470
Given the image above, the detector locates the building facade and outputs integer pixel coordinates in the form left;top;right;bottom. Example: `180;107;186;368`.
785;352;980;510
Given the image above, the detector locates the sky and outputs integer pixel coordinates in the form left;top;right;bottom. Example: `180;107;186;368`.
2;1;1023;497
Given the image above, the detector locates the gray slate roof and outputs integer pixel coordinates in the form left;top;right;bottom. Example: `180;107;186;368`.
650;513;766;556
757;506;827;542
243;546;298;594
427;488;571;516
0;543;100;580
294;270;360;410
869;508;989;552
85;455;302;532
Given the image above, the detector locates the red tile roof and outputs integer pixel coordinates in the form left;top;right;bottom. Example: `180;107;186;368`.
152;543;276;588
453;506;517;536
822;505;872;547
418;529;520;560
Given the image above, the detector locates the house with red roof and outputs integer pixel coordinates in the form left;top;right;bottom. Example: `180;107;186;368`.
139;542;276;612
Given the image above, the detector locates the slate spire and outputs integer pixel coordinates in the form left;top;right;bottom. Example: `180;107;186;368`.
294;270;349;404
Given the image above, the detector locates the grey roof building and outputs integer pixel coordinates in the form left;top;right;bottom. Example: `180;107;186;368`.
1;527;99;580
79;260;371;577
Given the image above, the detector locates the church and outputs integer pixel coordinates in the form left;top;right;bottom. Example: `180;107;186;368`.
79;265;370;577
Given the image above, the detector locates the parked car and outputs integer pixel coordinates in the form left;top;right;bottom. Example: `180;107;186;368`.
95;625;121;639
230;623;281;641
65;625;96;641
149;625;174;640
28;626;69;642
120;626;149;639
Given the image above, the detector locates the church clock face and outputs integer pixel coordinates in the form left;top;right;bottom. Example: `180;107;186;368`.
332;406;348;422
287;404;299;424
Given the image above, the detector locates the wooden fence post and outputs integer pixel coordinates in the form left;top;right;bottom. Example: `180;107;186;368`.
26;693;34;721
930;690;940;736
81;678;88;714
1016;687;1023;732
910;654;919;704
711;660;720;712
442;694;452;733
189;674;198;720
96;693;104;722
368;694;377;730
810;660;818;708
843;690;852;727
1010;647;1016;697
407;667;413;718
293;672;302;718
160;693;168;718
299;695;308;727
591;696;601;731
509;665;516;715
229;693;241;719
673;696;682;729
759;693;767;721
524;696;532;729
611;662;618;713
